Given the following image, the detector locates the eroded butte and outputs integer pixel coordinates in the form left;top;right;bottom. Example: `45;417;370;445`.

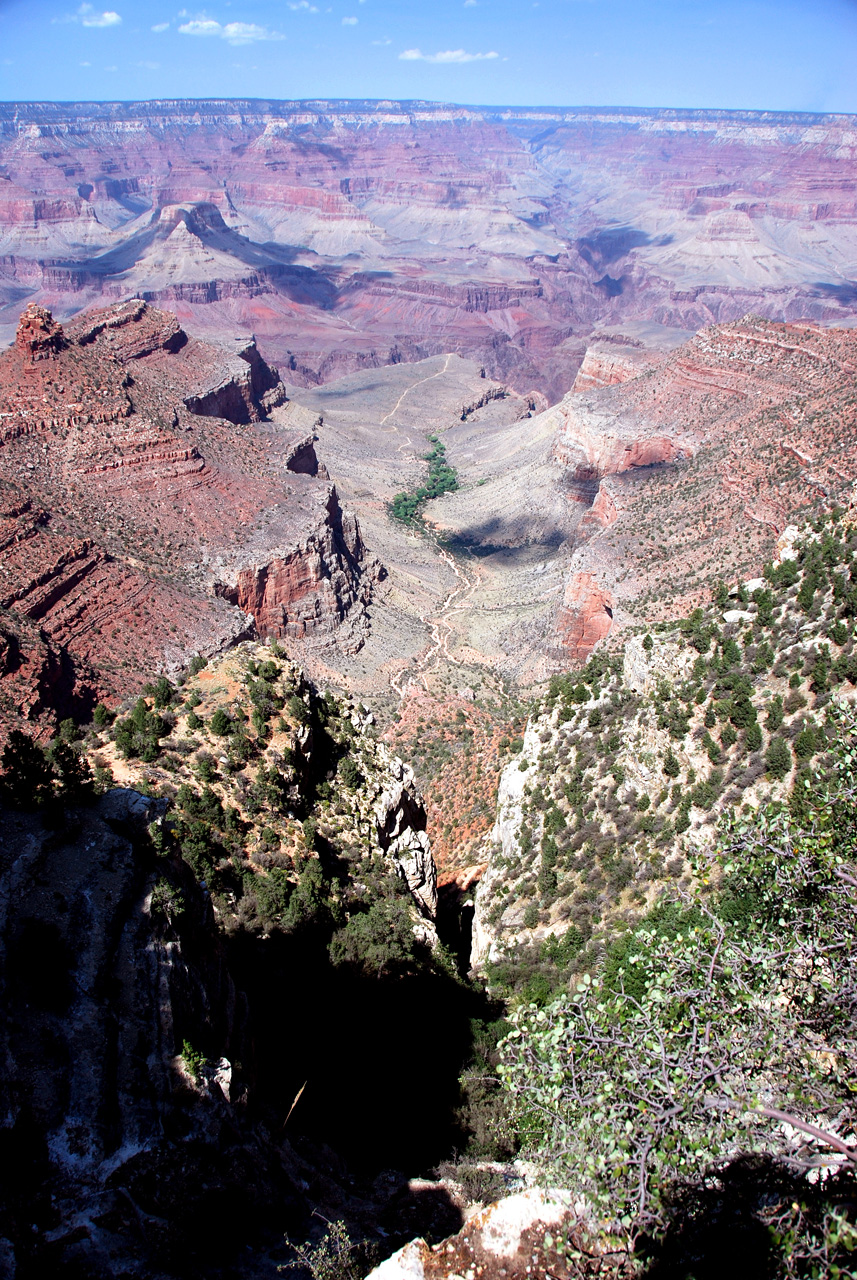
1;100;856;405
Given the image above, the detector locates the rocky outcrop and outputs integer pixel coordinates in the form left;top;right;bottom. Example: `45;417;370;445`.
545;316;857;640
553;399;694;481
367;1188;581;1280
553;570;614;663
183;336;286;425
373;755;438;919
14;302;67;361
572;341;655;391
0;301;375;735
471;718;544;969
213;485;378;647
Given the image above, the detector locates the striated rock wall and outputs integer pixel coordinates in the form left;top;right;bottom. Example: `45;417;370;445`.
552;571;615;663
2;101;857;401
212;485;380;652
0;300;376;737
543;315;857;655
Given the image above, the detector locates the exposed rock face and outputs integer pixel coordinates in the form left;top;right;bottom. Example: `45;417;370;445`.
0;788;288;1274
2;101;857;401
0;300;376;738
572;341;659;391
183;335;286;424
373;754;438;919
367;1189;581;1280
214;486;374;643
14;302;67;360
471;717;544;969
553;571;614;662
541;316;857;653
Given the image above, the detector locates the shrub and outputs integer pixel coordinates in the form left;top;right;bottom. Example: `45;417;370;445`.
0;729;54;807
745;722;763;754
765;735;792;779
329;897;421;976
500;757;857;1269
794;724;818;760
209;708;231;737
766;696;784;731
663;749;680;778
339;756;361;789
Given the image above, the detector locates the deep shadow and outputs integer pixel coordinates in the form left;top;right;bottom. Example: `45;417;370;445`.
596;272;625;297
640;1155;857;1280
577;226;655;266
435;879;476;976
812;279;857;305
227;921;492;1174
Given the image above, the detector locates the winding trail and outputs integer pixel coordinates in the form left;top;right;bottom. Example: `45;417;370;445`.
378;353;452;427
389;539;484;697
380;353;484;697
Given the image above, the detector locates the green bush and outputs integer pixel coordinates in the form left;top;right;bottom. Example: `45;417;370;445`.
500;747;857;1268
794;724;818;760
209;707;231;736
329;896;421;976
0;729;55;807
339;756;362;789
765;735;792;779
766;696;784;731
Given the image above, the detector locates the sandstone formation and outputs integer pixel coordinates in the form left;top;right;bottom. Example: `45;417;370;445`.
1;101;856;402
0;299;376;738
529;316;857;655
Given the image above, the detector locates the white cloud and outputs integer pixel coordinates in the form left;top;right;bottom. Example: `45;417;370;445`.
77;4;122;26
138;59;160;68
287;1;318;9
372;36;391;44
342;15;357;23
79;59;91;65
151;21;169;31
399;47;498;62
464;0;477;6
178;17;284;43
81;5;121;25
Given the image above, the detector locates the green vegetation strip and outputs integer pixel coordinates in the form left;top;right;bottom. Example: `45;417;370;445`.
389;435;458;524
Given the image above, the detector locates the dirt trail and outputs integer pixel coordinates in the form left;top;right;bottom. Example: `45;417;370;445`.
380;354;453;426
389;539;484;697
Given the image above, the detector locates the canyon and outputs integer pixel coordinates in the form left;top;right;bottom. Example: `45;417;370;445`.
1;100;856;406
0;96;856;1280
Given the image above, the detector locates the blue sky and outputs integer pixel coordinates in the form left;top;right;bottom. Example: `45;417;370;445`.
1;0;856;111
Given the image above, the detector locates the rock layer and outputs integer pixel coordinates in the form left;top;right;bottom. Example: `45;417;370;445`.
0;300;376;738
2;101;857;401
